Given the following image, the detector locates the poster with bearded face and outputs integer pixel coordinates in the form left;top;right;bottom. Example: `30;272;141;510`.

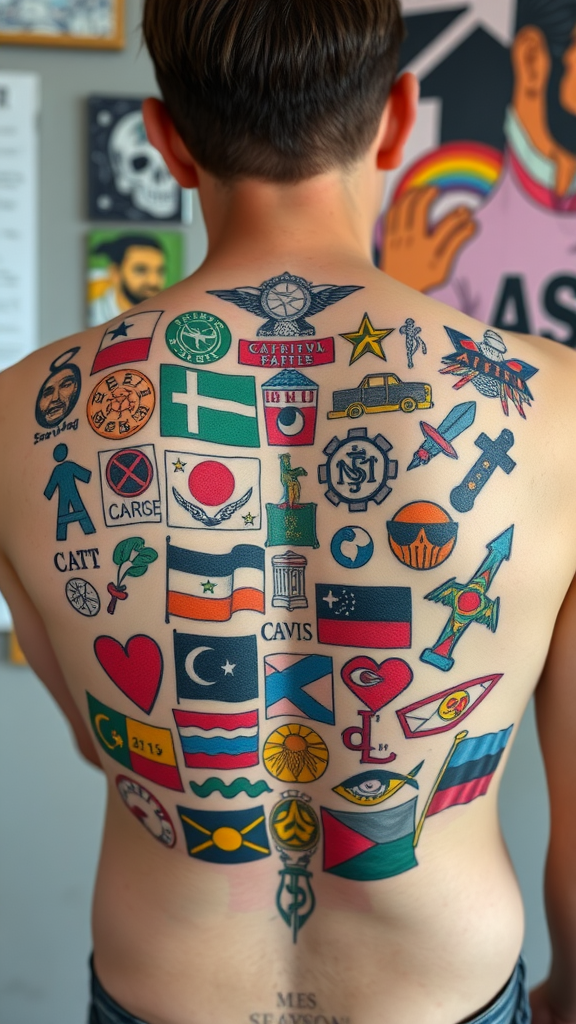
376;0;576;348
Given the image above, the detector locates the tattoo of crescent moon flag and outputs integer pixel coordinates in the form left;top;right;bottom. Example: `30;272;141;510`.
106;536;158;614
421;527;514;671
269;792;320;942
208;271;362;338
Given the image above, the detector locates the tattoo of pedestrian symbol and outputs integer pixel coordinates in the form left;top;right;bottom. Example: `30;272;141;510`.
87;369;155;439
450;430;516;513
106;536;158;614
44;444;96;542
269;792;320;943
318;427;397;511
421;526;514;671
65;577;101;617
399;318;427;369
35;348;81;429
263;723;329;783
266;454;319;548
208;271;362;338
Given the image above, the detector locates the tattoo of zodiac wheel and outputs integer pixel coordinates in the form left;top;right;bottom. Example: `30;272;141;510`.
65;577;101;617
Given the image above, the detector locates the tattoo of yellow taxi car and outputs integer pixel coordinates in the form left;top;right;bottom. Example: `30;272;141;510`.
328;373;433;419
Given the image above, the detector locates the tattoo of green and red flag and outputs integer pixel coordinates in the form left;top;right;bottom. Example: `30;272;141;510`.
86;692;183;791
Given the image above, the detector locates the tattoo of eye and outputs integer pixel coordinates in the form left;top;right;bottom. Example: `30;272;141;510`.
333;765;422;806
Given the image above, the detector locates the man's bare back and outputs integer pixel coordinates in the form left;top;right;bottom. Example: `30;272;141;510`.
3;1;576;1021
2;255;576;1022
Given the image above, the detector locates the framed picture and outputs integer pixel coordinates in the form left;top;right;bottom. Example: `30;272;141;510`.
88;95;192;223
87;229;184;327
0;0;124;50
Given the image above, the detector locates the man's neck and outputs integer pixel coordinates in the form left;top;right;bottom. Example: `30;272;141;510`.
512;95;576;197
196;167;382;276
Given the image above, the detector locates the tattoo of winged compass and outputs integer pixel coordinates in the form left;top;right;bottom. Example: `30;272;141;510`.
208;271;362;337
172;486;253;527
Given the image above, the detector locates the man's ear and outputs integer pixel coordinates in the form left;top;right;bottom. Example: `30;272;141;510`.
511;26;551;97
376;72;419;171
142;97;200;189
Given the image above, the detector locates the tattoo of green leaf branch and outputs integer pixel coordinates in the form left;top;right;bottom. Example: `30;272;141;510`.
107;536;158;614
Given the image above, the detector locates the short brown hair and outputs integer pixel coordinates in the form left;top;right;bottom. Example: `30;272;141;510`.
143;0;404;183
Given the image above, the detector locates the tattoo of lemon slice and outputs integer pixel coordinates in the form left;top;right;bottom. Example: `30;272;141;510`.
263;723;329;783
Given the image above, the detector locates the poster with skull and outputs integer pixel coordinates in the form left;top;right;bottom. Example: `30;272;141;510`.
88;95;188;222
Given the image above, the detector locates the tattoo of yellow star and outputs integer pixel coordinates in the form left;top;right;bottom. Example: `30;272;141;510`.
172;458;186;472
242;511;255;525
340;314;395;364
201;579;216;593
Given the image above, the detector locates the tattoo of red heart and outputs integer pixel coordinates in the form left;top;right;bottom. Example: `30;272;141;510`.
341;656;413;712
94;634;163;715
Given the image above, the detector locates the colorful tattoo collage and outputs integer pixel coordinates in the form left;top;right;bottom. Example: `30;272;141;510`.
36;271;539;943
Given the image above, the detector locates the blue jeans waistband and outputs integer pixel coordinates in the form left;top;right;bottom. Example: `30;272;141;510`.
88;955;531;1024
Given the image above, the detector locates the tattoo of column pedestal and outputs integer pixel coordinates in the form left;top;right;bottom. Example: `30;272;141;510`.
269;791;320;943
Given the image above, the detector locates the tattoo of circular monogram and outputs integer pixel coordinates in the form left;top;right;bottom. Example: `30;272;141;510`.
116;775;176;847
165;310;231;365
65;577;101;617
87;369;155;439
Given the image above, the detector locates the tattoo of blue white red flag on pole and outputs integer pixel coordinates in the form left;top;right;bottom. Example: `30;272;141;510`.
413;726;513;845
269;792;320;943
165;540;265;622
420;526;513;671
439;327;538;418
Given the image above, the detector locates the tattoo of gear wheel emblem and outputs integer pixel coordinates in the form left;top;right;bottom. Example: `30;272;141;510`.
317;427;398;512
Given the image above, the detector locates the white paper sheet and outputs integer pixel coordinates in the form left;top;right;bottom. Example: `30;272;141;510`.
0;71;39;373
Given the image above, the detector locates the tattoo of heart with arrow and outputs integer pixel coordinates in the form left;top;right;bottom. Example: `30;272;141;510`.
107;536;158;614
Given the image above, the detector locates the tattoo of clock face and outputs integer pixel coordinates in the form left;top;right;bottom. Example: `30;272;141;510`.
115;775;176;847
87;369;155;440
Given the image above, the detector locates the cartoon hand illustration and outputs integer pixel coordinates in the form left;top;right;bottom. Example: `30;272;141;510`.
380;186;477;292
